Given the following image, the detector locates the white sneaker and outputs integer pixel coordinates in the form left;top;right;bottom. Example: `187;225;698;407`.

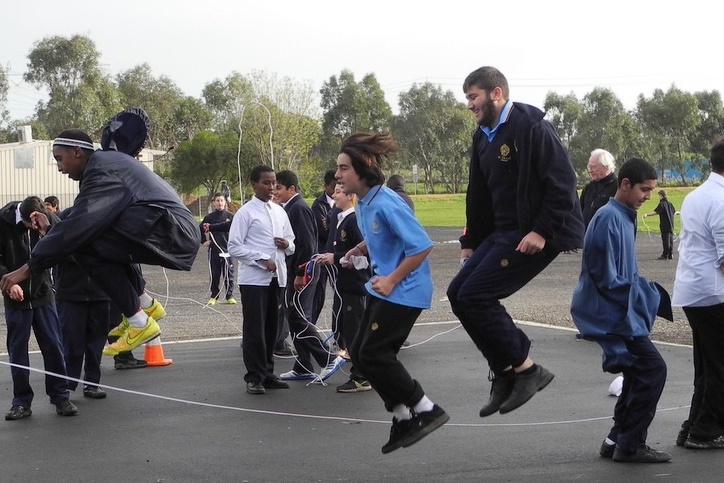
279;370;316;381
318;356;346;381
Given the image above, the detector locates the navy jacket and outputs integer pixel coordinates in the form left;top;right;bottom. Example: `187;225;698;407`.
28;150;200;274
311;192;332;252
461;102;584;253
200;209;234;253
327;211;370;295
580;172;618;227
0;202;54;309
284;195;318;278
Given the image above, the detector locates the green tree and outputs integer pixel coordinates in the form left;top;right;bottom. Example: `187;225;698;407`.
0;64;9;128
690;90;724;164
203;71;322;196
116;63;185;149
172;96;214;143
569;88;636;176
319;70;393;160
202;72;256;132
24;34;121;137
394;82;474;193
169;130;240;198
543;91;582;150
636;86;700;183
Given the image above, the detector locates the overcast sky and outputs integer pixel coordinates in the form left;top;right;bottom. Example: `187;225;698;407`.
2;0;722;122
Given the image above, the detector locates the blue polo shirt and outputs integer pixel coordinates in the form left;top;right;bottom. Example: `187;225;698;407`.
356;185;433;309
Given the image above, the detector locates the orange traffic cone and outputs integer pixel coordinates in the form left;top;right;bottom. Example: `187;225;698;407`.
144;336;172;366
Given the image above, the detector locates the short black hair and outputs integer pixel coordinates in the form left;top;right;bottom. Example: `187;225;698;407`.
44;195;59;208
463;66;510;99
618;158;657;187
387;174;405;190
711;138;724;174
19;196;45;222
249;165;274;183
276;170;300;190
323;169;336;186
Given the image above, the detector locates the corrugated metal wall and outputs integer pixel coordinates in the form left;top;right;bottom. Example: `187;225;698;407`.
0;140;79;209
0;141;156;210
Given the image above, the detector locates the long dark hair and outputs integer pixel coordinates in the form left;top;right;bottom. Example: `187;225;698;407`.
339;131;397;187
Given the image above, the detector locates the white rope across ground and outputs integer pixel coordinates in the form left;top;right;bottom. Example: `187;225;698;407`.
0;319;692;428
0;359;690;428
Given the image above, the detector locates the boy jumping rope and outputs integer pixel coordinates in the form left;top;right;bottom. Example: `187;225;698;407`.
335;131;448;454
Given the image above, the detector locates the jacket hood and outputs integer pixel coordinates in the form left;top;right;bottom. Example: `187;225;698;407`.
512;102;546;123
0;201;19;224
100;107;150;157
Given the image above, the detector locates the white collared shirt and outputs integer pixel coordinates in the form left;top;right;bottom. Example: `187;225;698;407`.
673;172;724;307
14;204;23;225
336;207;354;228
228;196;295;287
280;192;299;208
326;194;335;209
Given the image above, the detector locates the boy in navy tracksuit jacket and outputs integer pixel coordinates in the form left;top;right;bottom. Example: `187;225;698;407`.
0;196;78;420
317;185;372;393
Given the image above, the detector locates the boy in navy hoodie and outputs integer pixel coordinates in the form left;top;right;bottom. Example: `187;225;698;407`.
316;184;372;393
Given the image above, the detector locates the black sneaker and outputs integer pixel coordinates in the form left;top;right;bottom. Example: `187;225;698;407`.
5;405;32;421
55;400;79;417
613;444;671;463
114;357;148;370
400;405;450;449
676;420;690;446
684;435;724;449
600;440;615;458
83;385;107;399
381;417;414;454
479;371;515;417
262;377;290;389
499;365;555;414
336;378;372;393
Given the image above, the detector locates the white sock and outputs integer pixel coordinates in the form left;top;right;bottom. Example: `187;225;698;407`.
139;292;153;309
605;437;616;446
127;310;147;328
412;395;434;414
392;404;412;421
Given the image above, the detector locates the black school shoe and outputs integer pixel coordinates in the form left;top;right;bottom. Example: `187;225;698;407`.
612;445;671;463
55;400;79;416
246;381;266;395
479;371;515;417
5;405;32;420
381;405;450;454
262;377;290;389
685;435;724;449
381;417;414;454
676;420;690;446
499;365;555;414
83;386;107;399
600;440;615;458
114;355;148;370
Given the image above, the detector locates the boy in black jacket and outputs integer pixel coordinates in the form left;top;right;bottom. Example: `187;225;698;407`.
316;184;372;392
0;196;78;419
275;170;344;381
200;192;235;304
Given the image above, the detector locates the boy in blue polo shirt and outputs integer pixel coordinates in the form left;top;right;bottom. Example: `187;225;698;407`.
335;131;448;454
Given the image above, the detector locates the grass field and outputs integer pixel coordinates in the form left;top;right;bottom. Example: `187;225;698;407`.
409;186;692;233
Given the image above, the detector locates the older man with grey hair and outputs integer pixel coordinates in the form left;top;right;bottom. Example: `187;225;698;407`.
580;148;618;227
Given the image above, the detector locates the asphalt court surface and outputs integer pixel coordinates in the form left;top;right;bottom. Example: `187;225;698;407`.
1;322;723;482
